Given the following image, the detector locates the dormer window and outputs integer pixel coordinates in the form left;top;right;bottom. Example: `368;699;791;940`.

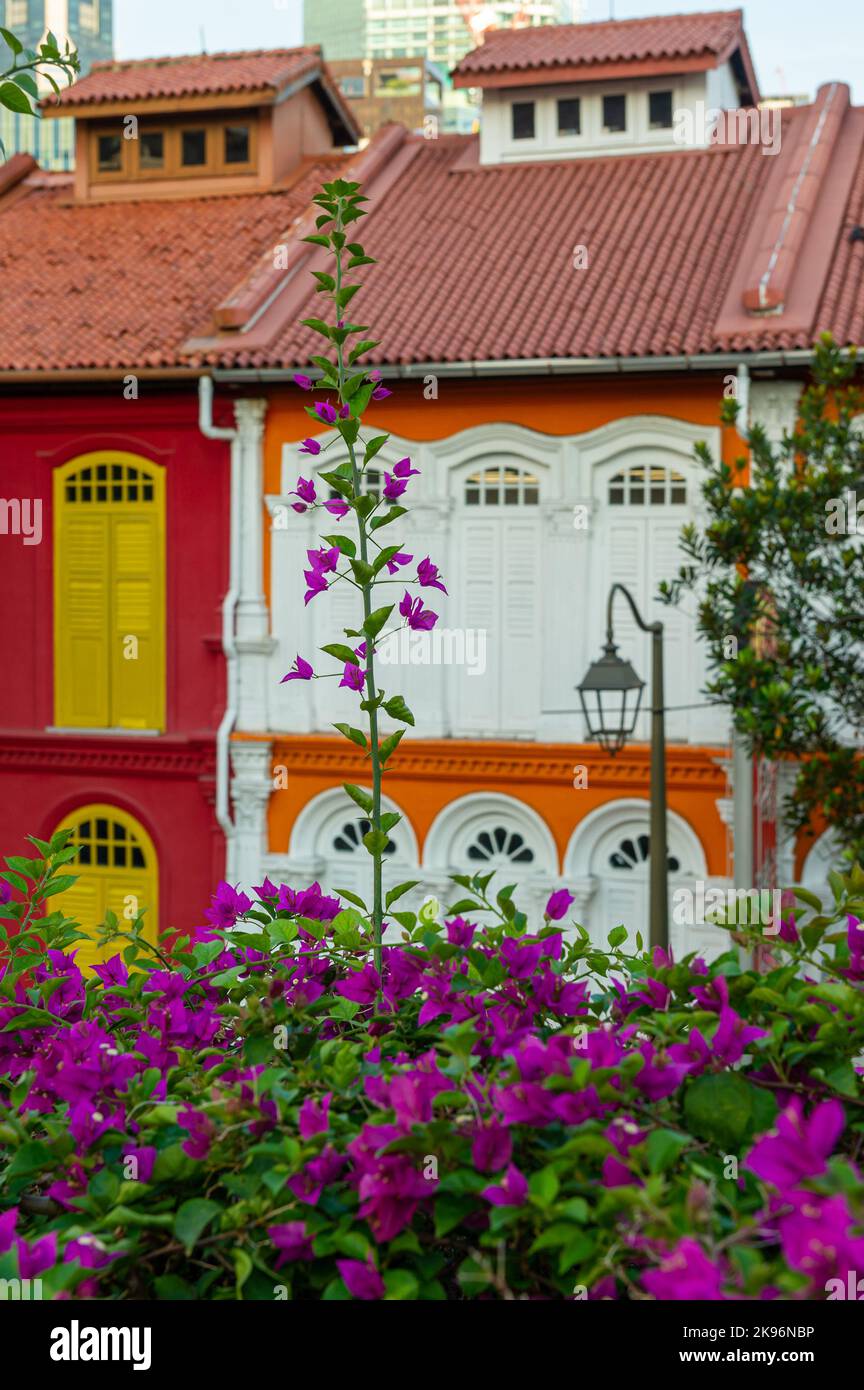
96;134;122;173
140;132;164;169
602;95;627;133
557;98;581;137
649;91;673;130
224;125;251;165
511;101;535;140
181;129;207;167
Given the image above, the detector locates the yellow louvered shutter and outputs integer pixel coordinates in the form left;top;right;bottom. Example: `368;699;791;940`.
54;453;165;732
54;507;111;728
111;509;165;730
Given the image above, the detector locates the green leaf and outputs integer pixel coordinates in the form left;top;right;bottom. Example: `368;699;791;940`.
364;435;389;463
300;316;333;339
0;80;32;112
383;1269;419;1300
363;605;393;639
7;1140;51;1178
684;1072;755;1147
434;1194;475;1237
382;695;414;726
301;234;331;248
343;782;373;814
378;729;404;764
321;643;360;666
363;828;391;855
332;722;367;749
174;1198;221;1253
0;27;24;55
370;506;407;532
647;1128;690;1174
528;1167;559;1207
386;880;419;908
333;886;369;911
321;533;356;558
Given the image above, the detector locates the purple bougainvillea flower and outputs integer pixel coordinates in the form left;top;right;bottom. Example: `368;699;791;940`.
281;655;314;683
338;1257;385;1300
668;1026;711;1075
385;551;414;575
17;1231;57;1280
482;1163;528;1207
472;1121;512;1173
602;1154;642;1188
288;1148;345;1206
383;473;408;502
269;1222;314;1266
64;1234;118;1271
204;881;252;933
399;591;437;632
323;498;349;519
839;915;864;980
710;1005;767;1065
253;877;279;900
339;662;366;693
123;1145;156;1183
277;882;340;921
299;1092;332;1139
545;888;575;921
0;1207;18;1254
393;457;419;479
632;1043;691;1101
293;374;313;390
499;935;544;980
315;400;338;423
778;1193;864;1289
371;386;392;401
303;567;329;605
290;476;317;513
299;437;322;455
746;1098;844;1190
446;916;475;947
0;881;10;905
178;1107;215;1160
642;1238;726;1300
690;974;729;1012
416;557;447;594
307;545;339;575
336;963;382;1004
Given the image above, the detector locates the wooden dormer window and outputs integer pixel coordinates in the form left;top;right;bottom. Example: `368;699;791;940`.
90;115;257;184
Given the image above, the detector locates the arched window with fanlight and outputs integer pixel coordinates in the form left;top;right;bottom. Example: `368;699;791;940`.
50;804;159;972
454;455;543;735
608;464;687;506
53;451;165;731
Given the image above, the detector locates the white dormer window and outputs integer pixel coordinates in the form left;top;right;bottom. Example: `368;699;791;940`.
649;91;674;130
602;94;627;133
557;98;580;137
511;101;535;140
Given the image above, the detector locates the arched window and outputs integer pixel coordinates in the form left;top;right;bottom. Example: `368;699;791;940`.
466;825;535;865
53;451;165;731
333;817;397;856
608;465;686;506
464;465;539;506
608;833;680;873
51;804;159;971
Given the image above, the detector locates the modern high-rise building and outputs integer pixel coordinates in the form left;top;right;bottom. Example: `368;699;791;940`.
304;0;580;131
0;0;113;169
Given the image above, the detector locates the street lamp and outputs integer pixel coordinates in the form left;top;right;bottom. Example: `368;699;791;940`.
577;582;669;951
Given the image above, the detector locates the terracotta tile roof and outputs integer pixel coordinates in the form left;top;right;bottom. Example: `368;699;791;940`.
0;157;351;372
46;47;324;107
453;9;747;82
199;98;864;371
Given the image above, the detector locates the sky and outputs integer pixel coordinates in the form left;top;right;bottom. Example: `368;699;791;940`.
115;0;863;104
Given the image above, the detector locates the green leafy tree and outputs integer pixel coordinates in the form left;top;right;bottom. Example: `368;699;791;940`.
0;24;79;157
663;336;864;860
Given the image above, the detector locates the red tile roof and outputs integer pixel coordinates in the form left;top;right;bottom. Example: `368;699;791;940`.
47;47;324;107
454;9;748;82
192;95;864;370
0;157;351;372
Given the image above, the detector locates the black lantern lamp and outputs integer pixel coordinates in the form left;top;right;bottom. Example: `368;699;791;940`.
577;640;645;756
577;582;669;950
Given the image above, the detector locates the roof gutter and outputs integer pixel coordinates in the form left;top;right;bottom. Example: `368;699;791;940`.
210;348;830;383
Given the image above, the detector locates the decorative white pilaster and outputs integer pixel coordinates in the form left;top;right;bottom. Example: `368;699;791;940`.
540;499;592;741
229;740;273;889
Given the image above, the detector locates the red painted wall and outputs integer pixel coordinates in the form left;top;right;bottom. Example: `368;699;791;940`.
0;389;230;935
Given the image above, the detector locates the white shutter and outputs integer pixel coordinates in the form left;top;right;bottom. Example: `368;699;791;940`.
500;515;541;734
650;520;691;741
453;516;499;734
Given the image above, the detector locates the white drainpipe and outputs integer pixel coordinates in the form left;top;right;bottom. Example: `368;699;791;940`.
198;375;239;867
735;360;750;443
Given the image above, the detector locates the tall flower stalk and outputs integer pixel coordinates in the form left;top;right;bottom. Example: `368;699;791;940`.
281;178;446;975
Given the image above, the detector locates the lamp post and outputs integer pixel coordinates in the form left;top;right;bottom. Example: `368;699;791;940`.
578;582;669;951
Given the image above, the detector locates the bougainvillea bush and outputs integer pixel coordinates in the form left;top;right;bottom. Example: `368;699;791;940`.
2;842;864;1301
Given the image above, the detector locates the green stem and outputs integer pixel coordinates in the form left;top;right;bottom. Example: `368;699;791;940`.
333;199;384;975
